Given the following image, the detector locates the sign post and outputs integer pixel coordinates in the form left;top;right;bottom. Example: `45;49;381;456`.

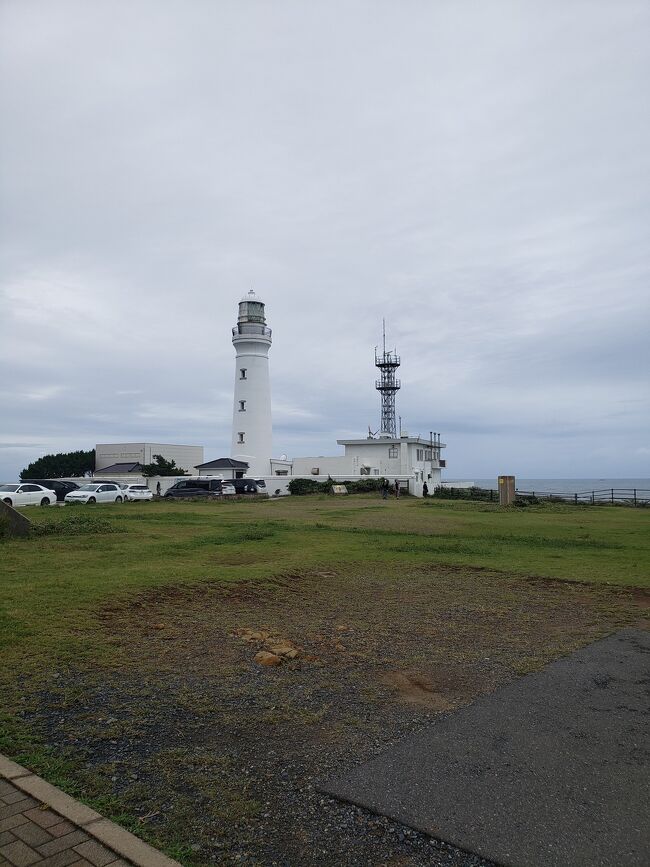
498;475;516;506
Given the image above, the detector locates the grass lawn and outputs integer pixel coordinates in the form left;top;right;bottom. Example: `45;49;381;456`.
1;495;648;865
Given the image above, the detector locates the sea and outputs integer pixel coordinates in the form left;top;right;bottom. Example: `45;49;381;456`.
448;478;650;495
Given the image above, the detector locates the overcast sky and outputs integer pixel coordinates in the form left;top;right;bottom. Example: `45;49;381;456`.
1;0;648;480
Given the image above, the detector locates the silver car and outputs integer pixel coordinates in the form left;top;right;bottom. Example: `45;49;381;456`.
64;483;124;504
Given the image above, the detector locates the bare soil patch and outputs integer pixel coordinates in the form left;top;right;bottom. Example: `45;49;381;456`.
27;567;645;866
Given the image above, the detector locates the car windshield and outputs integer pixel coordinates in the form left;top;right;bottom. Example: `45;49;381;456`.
78;484;101;491
0;484;19;491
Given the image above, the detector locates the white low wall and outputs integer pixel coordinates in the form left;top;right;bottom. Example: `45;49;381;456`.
291;456;353;476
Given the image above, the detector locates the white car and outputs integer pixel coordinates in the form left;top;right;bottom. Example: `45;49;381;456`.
121;484;153;502
64;483;124;505
0;483;57;507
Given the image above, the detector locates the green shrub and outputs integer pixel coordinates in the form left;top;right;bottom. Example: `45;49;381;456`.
287;478;323;495
432;485;498;502
288;476;394;495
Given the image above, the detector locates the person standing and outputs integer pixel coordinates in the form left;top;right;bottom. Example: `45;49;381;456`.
395;479;400;499
422;481;429;497
156;481;161;497
381;478;390;499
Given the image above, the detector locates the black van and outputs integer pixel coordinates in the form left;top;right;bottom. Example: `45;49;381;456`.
164;478;225;498
27;479;79;502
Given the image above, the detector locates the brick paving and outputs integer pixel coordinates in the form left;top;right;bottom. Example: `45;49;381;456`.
0;760;179;867
0;780;127;867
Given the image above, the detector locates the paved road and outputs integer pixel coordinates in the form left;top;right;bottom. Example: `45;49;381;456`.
321;629;650;867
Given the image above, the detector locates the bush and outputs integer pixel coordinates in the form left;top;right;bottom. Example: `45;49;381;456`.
288;477;391;496
432;485;498;502
288;478;324;495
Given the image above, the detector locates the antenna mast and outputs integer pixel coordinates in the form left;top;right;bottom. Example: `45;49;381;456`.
375;320;401;437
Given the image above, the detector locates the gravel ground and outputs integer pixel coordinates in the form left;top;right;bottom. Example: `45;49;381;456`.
18;568;644;866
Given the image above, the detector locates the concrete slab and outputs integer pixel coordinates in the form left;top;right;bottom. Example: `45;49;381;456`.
321;629;650;867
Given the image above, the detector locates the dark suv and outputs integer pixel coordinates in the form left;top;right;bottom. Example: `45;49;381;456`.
164;478;225;498
231;478;260;494
26;479;79;502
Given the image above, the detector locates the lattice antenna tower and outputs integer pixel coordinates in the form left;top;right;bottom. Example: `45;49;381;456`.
374;319;401;437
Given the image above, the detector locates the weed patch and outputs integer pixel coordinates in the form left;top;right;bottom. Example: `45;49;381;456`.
32;513;119;537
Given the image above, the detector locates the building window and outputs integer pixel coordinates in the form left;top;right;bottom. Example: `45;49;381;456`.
240;368;247;380
417;448;424;461
388;446;398;458
425;449;432;460
237;432;245;444
239;400;246;411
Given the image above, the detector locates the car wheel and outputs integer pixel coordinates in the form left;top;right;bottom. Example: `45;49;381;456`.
40;498;50;506
3;497;12;507
115;496;123;503
87;497;96;504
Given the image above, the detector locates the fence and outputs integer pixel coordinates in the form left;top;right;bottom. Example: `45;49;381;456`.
433;486;650;507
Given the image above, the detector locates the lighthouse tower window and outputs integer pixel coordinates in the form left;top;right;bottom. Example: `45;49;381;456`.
239;400;246;411
388;446;398;458
240;368;247;380
237;432;245;444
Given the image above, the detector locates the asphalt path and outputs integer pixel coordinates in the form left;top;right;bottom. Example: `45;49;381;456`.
320;629;650;867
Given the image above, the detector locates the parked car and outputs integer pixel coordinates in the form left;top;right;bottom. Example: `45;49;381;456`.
164;478;226;498
121;484;153;502
255;479;267;490
25;479;79;502
221;482;236;496
0;483;56;507
64;483;123;504
231;478;260;494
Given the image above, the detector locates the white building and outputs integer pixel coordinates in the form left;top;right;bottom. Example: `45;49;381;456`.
230;291;273;477
95;442;203;474
288;433;445;496
221;293;447;496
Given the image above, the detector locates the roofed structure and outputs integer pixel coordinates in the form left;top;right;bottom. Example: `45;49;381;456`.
95;462;142;474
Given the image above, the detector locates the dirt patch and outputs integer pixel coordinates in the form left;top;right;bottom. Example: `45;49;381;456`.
631;587;650;608
382;672;454;711
27;566;646;866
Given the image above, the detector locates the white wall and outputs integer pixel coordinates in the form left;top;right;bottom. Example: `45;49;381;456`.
291;456;353;476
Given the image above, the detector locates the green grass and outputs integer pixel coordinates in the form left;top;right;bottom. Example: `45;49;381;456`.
2;495;648;673
1;494;648;864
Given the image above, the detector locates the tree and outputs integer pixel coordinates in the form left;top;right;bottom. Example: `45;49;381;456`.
21;449;95;479
140;454;186;477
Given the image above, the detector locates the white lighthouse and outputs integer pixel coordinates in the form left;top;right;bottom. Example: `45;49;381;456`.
230;291;273;476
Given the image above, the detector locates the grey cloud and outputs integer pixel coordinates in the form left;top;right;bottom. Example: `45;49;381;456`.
1;0;649;480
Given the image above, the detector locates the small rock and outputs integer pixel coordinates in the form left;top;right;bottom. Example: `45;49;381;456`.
268;644;299;658
254;651;282;667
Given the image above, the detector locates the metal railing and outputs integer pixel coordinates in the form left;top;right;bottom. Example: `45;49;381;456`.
232;325;272;337
516;488;650;506
433;486;650;506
